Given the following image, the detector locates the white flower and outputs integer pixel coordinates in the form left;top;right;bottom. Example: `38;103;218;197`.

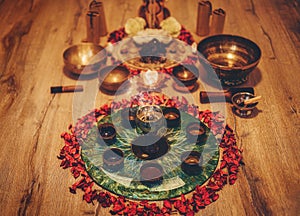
160;17;181;38
125;17;146;36
135;17;146;29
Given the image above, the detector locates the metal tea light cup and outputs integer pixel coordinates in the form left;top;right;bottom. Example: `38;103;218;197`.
135;105;167;135
181;151;203;176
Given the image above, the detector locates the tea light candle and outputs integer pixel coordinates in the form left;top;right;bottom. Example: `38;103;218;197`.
140;166;162;180
189;126;205;136
177;70;192;79
172;65;199;92
186;122;208;145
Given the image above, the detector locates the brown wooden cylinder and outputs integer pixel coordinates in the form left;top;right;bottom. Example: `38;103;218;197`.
196;1;212;36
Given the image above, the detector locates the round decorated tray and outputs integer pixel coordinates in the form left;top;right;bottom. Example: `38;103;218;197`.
81;107;219;200
58;94;243;215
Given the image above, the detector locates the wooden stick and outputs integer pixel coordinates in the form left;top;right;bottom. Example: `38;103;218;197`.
50;85;84;94
243;96;262;105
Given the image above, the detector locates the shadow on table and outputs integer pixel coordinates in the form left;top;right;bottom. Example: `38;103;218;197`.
244;68;262;87
231;106;263;119
63;66;98;80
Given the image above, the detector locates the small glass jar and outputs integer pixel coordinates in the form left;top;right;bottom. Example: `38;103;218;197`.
136;105;167;134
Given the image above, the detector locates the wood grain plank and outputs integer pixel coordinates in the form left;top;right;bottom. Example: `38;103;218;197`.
0;0;299;215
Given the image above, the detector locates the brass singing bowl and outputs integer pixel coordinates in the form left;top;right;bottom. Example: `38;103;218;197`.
63;43;106;75
98;65;130;92
197;34;261;86
172;65;199;86
140;162;164;185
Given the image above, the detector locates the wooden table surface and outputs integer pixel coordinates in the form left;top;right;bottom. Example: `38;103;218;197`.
0;0;299;215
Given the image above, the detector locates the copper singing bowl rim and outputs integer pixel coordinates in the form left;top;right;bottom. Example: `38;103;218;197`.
99;65;130;86
197;34;261;71
63;43;106;67
172;65;199;81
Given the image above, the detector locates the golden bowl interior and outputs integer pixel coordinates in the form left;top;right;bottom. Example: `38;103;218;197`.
173;65;199;82
99;66;130;92
63;43;106;74
197;35;261;70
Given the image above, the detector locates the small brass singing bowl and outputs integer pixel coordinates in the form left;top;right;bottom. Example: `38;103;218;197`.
181;151;203;176
231;92;258;117
103;148;124;172
197;34;261;86
172;65;199;88
98;65;130;93
98;123;117;145
131;134;169;160
186;122;208;145
140;162;164;187
63;43;106;75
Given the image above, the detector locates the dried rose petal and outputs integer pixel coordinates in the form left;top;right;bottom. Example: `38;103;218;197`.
163;200;172;210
